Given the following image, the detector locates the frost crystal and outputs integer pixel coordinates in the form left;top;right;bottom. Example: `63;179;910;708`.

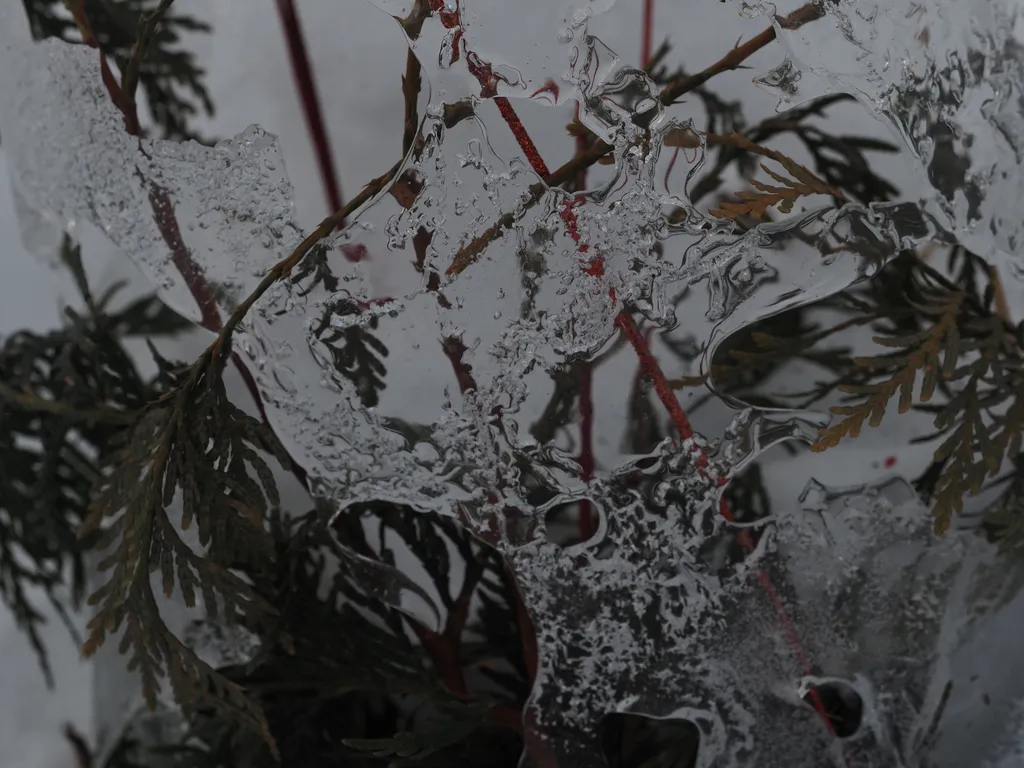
775;0;1024;267
514;466;1020;766
3;0;1024;764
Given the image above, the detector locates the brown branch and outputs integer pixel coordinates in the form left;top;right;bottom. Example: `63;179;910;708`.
658;3;825;106
445;2;825;277
0;381;134;424
687;93;851;205
63;724;93;768
214;160;403;347
402;48;423;157
120;0;177;120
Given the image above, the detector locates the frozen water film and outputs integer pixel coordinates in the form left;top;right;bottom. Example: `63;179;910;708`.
3;0;1024;764
772;0;1024;268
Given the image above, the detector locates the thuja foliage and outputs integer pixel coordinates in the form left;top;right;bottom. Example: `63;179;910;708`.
81;344;293;748
102;506;527;768
707;247;1024;535
0;237;188;684
3;3;1024;768
21;0;213;141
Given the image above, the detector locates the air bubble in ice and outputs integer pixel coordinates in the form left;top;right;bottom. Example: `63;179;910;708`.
754;58;803;111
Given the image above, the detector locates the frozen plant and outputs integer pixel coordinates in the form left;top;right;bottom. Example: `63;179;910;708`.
1;0;1024;766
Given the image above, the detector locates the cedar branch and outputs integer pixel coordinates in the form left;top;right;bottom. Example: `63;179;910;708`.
445;2;825;276
403;48;423;157
121;0;177;110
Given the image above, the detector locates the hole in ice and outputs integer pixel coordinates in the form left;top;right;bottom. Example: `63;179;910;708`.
802;679;864;739
598;712;700;768
543;498;604;550
698;460;773;576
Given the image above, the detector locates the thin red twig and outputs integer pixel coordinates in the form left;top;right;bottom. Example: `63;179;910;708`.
274;0;345;218
493;97;551;177
464;9;841;749
72;8;310;491
571;102;598;542
641;0;655;70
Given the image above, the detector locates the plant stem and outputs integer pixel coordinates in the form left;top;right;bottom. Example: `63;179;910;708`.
274;0;346;217
403;48;423;157
462;4;842;751
570;101;599;541
215;161;403;347
445;2;824;277
120;0;177;121
0;381;133;424
641;0;655;70
63;724;93;768
72;2;313;488
658;2;824;107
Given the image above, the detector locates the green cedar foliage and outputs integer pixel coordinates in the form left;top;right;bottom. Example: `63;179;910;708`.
21;0;213;141
4;9;1024;768
101;506;527;768
0;237;188;684
709;249;1024;535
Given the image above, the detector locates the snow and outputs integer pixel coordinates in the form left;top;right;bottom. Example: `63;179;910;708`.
1;0;1024;765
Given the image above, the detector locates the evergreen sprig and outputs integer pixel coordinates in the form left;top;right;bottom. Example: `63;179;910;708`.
704;132;845;220
813;257;1024;532
811;272;965;451
9;2;1024;765
22;0;213;141
711;250;1024;534
688;93;900;208
312;297;390;409
0;238;185;683
100;505;525;768
984;455;1024;547
0;323;132;683
80;345;292;754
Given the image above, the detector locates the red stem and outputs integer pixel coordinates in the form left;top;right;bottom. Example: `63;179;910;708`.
469;15;841;750
572;103;598;542
439;334;543;709
642;0;655;69
75;10;310;492
274;0;346;219
494;97;551;177
148;187;222;331
615;312;695;439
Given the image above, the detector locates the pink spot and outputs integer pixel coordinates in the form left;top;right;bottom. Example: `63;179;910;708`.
340;243;368;263
883;456;897;469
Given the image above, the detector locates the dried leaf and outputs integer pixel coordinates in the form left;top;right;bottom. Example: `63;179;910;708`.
663;125;702;149
707;133;844;220
812;286;964;452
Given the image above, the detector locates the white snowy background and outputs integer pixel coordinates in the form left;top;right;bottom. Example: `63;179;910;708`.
1;0;1023;765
